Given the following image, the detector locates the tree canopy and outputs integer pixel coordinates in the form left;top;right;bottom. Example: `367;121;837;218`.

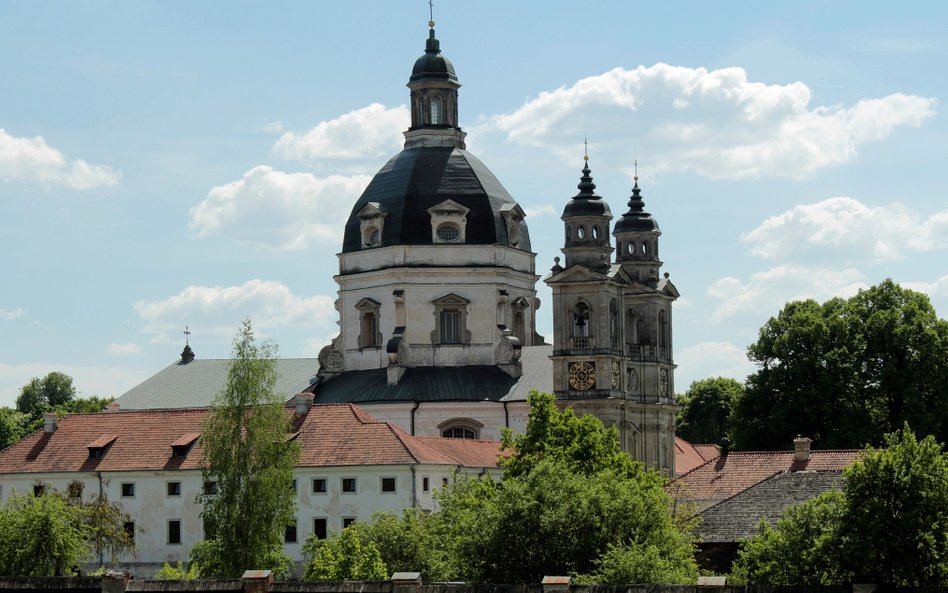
676;377;743;444
16;371;76;417
731;280;948;450
190;319;300;578
732;426;948;586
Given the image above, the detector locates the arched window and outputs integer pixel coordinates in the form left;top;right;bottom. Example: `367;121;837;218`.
573;302;590;337
658;310;668;349
609;299;618;342
442;426;477;439
438;419;483;439
431;98;442;125
355;298;382;349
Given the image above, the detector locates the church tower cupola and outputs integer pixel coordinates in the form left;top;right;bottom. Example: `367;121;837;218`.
560;155;613;273
613;173;662;286
404;22;466;149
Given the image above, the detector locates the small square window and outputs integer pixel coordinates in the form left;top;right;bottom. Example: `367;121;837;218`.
33;484;46;497
442;477;449;487
124;521;135;544
342;517;356;529
285;522;298;544
292;479;297;493
312;478;327;493
168;519;182;545
381;477;396;493
167;481;181;497
121;483;135;497
342;478;357;493
203;480;218;495
422;477;430;492
313;518;327;540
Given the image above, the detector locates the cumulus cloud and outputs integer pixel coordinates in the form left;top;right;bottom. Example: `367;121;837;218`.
675;341;757;389
107;342;142;357
190;165;371;250
133;279;335;344
707;265;867;322
0;308;25;321
486;65;935;179
524;204;559;218
0;128;121;189
744;197;948;262
273;103;409;162
261;121;284;134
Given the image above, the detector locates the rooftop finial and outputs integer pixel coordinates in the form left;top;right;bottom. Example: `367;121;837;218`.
183;325;191;346
583;138;589;162
634;158;639;182
428;0;435;28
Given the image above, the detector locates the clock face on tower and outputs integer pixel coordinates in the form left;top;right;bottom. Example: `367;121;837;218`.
568;361;596;391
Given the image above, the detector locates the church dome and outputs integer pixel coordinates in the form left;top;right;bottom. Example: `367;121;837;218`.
409;28;458;84
613;180;660;233
341;146;531;253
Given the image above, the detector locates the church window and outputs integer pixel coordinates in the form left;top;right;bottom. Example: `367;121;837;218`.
431;97;442;124
592;225;600;239
436;223;460;242
627;242;635;255
365;227;380;247
355;298;382;349
658;310;668;349
572;302;591;338
609;299;618;343
577;226;586;240
356;203;388;249
439;418;483;439
432;293;470;345
642;242;649;254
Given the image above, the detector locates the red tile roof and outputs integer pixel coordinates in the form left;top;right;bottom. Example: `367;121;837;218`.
669;449;863;502
675;437;718;476
0;404;503;474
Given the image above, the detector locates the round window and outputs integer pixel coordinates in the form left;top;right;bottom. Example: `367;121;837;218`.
437;224;460;242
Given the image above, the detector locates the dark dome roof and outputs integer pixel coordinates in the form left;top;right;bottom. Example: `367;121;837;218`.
562;162;611;218
613;182;660;233
342;147;531;253
409;30;458;85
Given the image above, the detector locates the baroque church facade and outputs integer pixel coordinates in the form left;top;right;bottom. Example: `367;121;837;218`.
313;23;679;473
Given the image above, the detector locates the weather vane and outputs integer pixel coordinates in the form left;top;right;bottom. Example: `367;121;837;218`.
183;325;191;346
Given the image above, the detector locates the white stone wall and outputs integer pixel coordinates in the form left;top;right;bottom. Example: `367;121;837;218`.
354;400;532;441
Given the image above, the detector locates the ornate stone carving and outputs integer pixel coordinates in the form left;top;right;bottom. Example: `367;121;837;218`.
318;344;344;372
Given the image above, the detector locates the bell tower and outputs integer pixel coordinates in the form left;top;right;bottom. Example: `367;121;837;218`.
546;158;680;474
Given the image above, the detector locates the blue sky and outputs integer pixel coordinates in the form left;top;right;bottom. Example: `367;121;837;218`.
2;1;946;406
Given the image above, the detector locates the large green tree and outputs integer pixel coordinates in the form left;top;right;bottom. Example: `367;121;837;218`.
190;319;300;578
732;280;948;450
732;426;948;586
16;371;76;418
675;377;743;444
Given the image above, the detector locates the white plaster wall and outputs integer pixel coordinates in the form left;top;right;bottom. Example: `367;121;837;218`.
349;400;532;441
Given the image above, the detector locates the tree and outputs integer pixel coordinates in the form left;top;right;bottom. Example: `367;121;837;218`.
731;426;948;586
302;527;387;581
0;492;89;576
732;280;948;450
16;372;76;418
190;319;300;578
675;377;743;444
0;408;28;450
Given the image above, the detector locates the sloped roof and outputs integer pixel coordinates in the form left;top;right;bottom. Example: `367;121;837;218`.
669;449;862;502
314;345;554;405
675;437;718;476
114;358;318;410
0;404;503;474
697;471;845;542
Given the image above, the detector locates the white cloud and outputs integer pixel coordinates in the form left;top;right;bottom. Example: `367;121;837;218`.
0;362;146;407
273;103;409;162
261;121;283;134
675;341;756;389
107;342;142;357
743;197;948;262
133;279;335;345
487;65;936;179
524;204;559;218
707;265;867;322
903;274;948;299
0;128;121;189
190;165;371;250
0;307;25;321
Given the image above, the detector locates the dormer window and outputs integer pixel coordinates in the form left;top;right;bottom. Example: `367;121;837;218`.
428;199;470;244
171;433;200;458
87;434;117;459
356;202;388;249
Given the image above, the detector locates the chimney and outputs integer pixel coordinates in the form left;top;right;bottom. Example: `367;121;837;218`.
794;435;812;461
43;413;58;433
292;393;314;416
106;402;121;413
241;570;273;593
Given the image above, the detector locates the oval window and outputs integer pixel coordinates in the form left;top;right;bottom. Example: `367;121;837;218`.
437;224;460;242
627;242;635;255
592;226;600;239
577;226;586;239
365;227;380;247
642;242;649;254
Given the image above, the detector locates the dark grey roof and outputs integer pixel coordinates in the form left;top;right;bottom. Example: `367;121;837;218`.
409;29;458;85
114;358;318;410
613;181;660;234
342;147;531;254
315;345;553;405
563;162;611;218
697;471;844;543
